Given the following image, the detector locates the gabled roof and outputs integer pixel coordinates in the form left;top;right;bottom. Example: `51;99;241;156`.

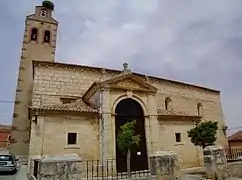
100;73;158;93
228;130;242;141
83;72;158;106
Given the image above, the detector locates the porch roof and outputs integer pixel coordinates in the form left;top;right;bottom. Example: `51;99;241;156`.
31;100;98;113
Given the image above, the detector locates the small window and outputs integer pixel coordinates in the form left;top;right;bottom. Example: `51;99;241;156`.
44;30;51;43
67;133;77;145
175;133;181;142
61;98;76;104
31;28;38;41
197;103;203;115
165;97;171;110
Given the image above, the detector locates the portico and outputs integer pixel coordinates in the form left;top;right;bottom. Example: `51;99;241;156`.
82;65;160;171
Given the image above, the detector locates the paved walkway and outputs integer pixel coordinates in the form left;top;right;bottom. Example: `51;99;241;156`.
0;165;27;180
16;165;28;180
2;165;242;180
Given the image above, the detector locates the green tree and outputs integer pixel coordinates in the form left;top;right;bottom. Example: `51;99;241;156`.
117;120;140;179
187;121;218;149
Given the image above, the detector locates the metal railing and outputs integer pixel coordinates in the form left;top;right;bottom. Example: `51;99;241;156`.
225;148;242;162
35;159;151;180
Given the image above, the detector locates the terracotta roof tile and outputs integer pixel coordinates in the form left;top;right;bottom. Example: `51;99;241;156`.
0;125;11;132
0;125;11;130
31;100;98;113
228;130;242;141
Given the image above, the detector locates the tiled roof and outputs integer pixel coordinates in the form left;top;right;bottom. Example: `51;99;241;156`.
31;100;98;113
0;125;11;132
228;130;242;141
0;124;12;130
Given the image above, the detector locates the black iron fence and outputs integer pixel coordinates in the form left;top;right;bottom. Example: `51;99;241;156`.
225;148;242;162
35;159;151;180
83;159;150;179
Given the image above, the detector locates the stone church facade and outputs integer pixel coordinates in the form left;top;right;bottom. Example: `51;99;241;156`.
10;1;228;170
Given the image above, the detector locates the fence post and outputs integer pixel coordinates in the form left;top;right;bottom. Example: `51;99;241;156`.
149;151;181;180
203;146;227;179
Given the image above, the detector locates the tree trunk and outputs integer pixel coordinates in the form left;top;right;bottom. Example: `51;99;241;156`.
127;148;131;179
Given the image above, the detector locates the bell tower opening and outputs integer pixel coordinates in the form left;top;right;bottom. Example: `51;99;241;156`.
115;98;148;173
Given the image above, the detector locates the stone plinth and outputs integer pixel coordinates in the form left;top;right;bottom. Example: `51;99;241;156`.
203;146;227;179
149;151;181;180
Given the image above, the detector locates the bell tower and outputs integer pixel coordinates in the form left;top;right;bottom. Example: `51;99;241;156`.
10;1;58;156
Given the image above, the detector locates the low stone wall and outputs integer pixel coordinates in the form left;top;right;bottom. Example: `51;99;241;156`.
203;146;242;179
17;155;28;165
150;151;181;180
224;161;242;178
27;151;182;180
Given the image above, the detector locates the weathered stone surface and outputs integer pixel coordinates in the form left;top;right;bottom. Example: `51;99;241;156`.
10;2;57;156
224;162;242;178
203;146;227;179
150;151;181;180
28;114;100;160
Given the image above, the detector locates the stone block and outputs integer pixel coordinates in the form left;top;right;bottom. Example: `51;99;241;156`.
203;146;227;179
149;151;181;180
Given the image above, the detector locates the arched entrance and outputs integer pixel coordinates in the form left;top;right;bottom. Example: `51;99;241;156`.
115;98;148;173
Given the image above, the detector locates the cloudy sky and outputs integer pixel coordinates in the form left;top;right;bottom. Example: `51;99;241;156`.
0;0;242;134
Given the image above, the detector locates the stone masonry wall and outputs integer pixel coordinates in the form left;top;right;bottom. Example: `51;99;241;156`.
31;64;228;167
153;80;227;148
158;121;204;168
29;114;100;160
32;65;222;109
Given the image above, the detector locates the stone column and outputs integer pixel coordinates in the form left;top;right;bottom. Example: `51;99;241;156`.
203;146;227;179
149;151;181;180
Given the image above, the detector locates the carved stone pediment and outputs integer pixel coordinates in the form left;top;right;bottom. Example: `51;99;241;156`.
82;73;158;107
100;73;158;93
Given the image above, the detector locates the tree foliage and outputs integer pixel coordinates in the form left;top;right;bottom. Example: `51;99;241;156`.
187;121;218;149
117;120;140;179
117;120;140;152
42;0;54;10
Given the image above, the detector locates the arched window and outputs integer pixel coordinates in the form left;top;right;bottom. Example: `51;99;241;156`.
197;103;203;115
165;97;172;110
31;28;38;41
44;30;51;43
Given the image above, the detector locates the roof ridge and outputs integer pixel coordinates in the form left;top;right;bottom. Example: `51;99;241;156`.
228;130;242;141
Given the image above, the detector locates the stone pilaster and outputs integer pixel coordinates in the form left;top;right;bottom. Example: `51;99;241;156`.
100;90;113;164
28;116;45;156
147;94;160;155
